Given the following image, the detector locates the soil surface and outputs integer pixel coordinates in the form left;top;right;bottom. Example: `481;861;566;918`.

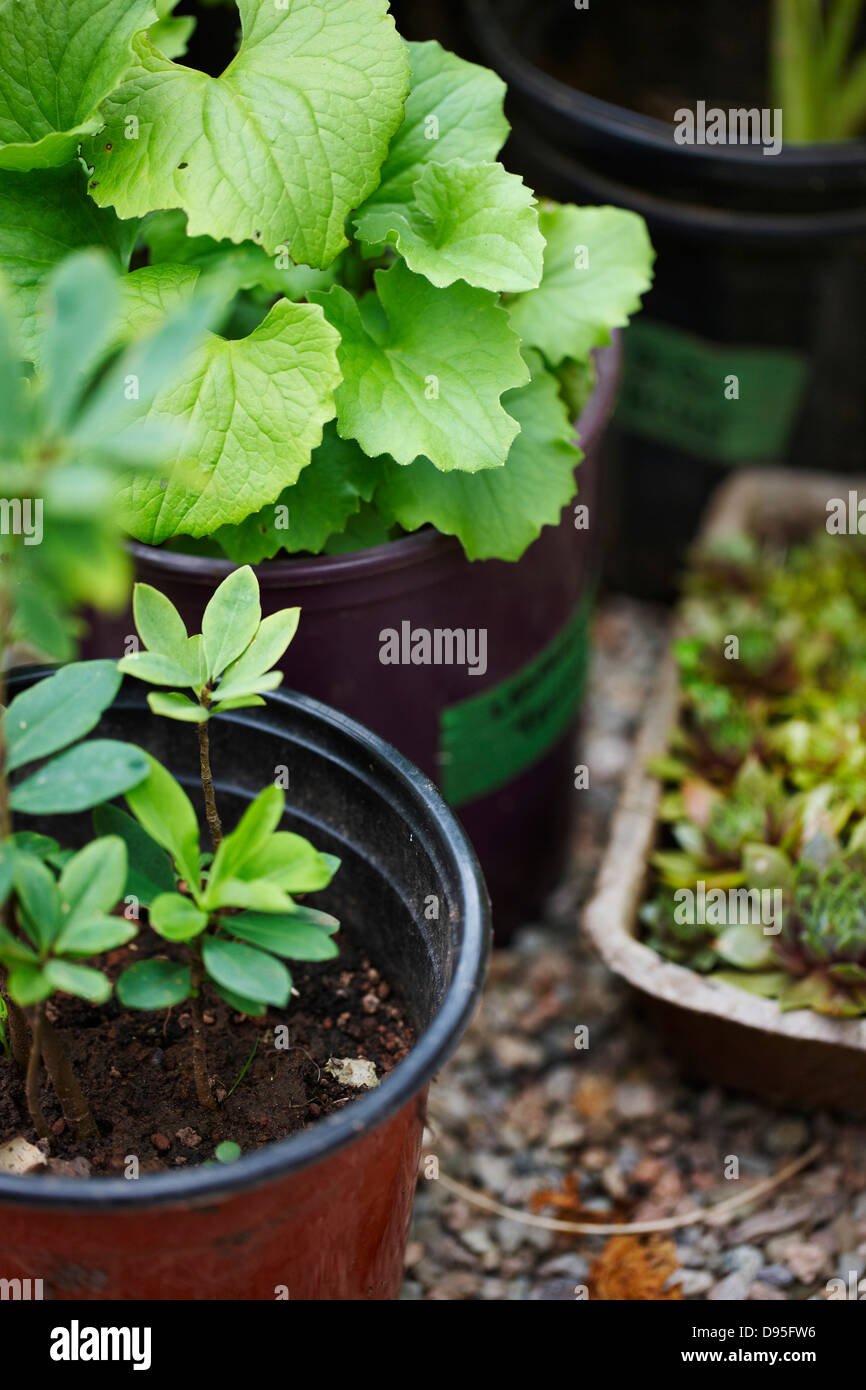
0;932;413;1176
406;598;866;1301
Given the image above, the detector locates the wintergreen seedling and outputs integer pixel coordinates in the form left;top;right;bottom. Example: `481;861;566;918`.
117;566;298;846
0;836;135;1138
114;759;339;1109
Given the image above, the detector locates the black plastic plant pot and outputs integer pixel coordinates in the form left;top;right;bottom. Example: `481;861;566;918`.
464;0;866;597
0;674;491;1301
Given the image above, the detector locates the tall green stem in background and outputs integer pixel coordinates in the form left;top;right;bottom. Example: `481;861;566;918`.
771;0;866;140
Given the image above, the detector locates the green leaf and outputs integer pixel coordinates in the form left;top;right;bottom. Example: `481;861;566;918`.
359;40;509;213
712;969;789;998
0;842;14;905
7;964;52;1007
312;261;529;472
93;802;177;906
202;936;290;1008
119;299;341;543
0;0;160;171
54;915;137;957
148;13;196;60
356;160;543;292
507;205;655;368
124;753;201;891
117;957;191;1009
0;164;139;363
117;651;197;687
206;877;295;913
5;662;122;773
0;922;40;966
216;425;380;561
207;784;284;890
40;253;121;431
202;565;261;679
11;739;150;816
715;923;777;971
112;263;201;350
212;981;266;1017
212;670;282;705
214;1140;242;1163
7;833;58;862
132;583;190;667
376;350;581;560
82;0;410;266
237;831;337;893
224;911;338;961
219;609;300;683
147;691;210;722
14;853;61;952
58;837;128;927
150;892;208;941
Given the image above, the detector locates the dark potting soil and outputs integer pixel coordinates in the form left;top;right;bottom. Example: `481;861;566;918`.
520;0;772;123
0;930;414;1176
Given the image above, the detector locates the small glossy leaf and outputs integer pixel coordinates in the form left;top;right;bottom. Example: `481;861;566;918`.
206;877;295;914
93;803;176;906
0;922;40;965
117;958;192;1010
13;853;61;951
214;1141;242;1163
59;837;127;928
7;964;52;1006
5;662;121;772
8;832;59;861
211;670;282;705
55;915;137;957
202;566;262;679
147;691;210;722
238;832;338;893
203;937;291;1008
44;959;111;1003
124;755;201;893
224;912;338;962
220;608;300;683
150;892;208;942
715;924;777;971
117;651;197;687
132;583;190;666
212;981;266;1018
11;740;150;815
207;785;285;892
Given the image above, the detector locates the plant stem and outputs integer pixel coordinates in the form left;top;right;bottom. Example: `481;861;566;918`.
189;941;216;1111
197;715;222;852
40;1017;99;1140
3;982;29;1070
24;1005;49;1140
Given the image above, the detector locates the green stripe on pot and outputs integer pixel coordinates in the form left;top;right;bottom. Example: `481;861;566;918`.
438;592;592;807
615;319;809;465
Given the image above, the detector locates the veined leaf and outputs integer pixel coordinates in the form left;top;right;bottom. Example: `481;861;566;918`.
82;0;410;266
356;160;543;293
376;350;581;561
0;0;160;171
507;204;655;367
118;298;341;543
312;261;529;473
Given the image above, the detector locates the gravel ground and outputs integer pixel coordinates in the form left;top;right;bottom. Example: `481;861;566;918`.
404;597;866;1302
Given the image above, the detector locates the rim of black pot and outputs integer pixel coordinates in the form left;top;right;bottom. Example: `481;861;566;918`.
0;680;491;1210
467;0;866;178
126;335;621;589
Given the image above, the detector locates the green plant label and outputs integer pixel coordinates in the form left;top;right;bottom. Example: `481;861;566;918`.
615;318;809;464
438;594;592;807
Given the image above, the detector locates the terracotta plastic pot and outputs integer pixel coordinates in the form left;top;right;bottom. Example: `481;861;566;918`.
86;339;621;939
584;469;866;1113
0;675;490;1300
463;0;866;597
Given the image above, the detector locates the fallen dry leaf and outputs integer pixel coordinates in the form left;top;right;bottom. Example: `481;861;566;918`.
590;1235;684;1300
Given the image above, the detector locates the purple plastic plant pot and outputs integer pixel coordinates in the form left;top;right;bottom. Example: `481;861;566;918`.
86;338;622;939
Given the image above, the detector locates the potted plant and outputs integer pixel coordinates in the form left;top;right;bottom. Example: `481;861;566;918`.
0;256;490;1300
585;467;866;1113
458;0;866;596
0;0;654;933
